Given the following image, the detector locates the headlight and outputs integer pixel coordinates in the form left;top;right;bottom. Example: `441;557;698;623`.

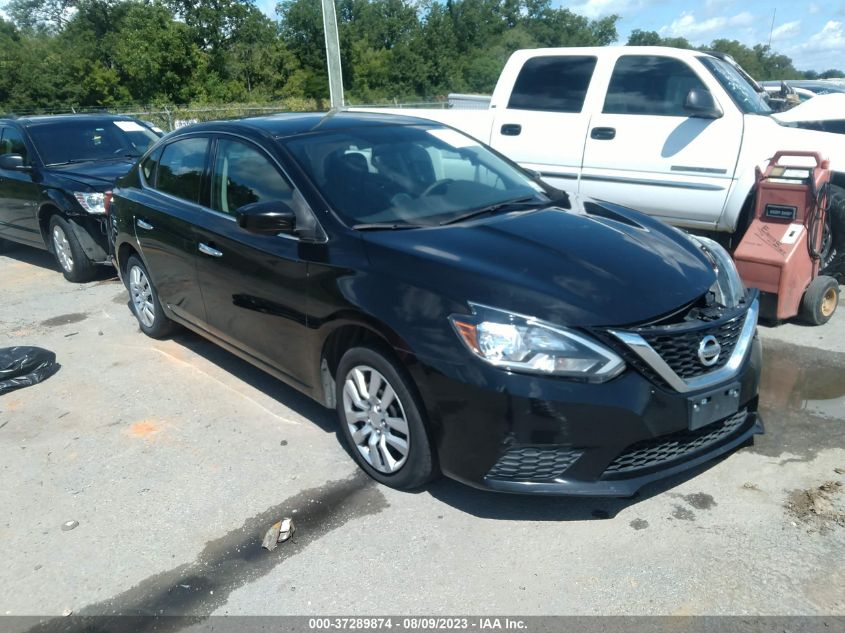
74;192;107;214
449;303;625;382
689;235;745;308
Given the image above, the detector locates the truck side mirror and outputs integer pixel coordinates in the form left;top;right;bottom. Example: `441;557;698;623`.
236;200;296;236
0;154;29;171
684;89;723;119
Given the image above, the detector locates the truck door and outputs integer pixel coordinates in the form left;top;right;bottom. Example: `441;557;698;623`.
491;55;597;192
580;54;742;229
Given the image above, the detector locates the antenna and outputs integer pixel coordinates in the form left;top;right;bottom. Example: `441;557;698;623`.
768;8;777;49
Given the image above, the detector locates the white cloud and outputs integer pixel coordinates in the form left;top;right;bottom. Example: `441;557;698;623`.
771;20;801;42
570;0;655;19
786;21;845;70
659;11;755;41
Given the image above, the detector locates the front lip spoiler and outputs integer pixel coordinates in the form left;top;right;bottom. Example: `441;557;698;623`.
481;412;763;497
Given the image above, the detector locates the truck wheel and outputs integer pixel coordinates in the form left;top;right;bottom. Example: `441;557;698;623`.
821;184;845;279
800;276;839;325
49;216;97;283
335;345;436;490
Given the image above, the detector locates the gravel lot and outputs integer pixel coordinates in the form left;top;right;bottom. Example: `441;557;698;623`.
1;245;844;620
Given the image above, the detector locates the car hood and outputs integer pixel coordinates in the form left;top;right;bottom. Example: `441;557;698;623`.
773;93;845;123
361;196;717;328
45;159;136;190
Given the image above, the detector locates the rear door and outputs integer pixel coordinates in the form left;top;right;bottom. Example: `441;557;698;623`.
193;135;314;388
133;136;208;325
580;54;743;228
0;126;41;246
490;54;598;190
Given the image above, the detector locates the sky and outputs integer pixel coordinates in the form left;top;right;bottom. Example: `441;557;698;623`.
253;0;844;73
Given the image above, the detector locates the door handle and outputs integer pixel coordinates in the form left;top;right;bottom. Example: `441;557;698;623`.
590;127;616;140
136;218;153;230
198;243;223;258
500;124;522;136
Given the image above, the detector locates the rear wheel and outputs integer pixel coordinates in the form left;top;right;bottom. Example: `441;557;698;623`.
800;275;840;325
821;184;845;279
49;215;96;283
335;346;436;489
125;254;174;338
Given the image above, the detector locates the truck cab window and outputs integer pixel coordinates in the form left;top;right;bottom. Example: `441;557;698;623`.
508;56;597;113
604;55;706;116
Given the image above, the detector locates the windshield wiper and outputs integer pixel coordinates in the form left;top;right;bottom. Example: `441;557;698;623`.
439;196;550;226
47;158;96;166
352;222;427;231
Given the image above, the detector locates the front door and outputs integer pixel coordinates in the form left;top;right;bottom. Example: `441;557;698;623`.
0;126;41;246
193;136;313;389
579;54;743;229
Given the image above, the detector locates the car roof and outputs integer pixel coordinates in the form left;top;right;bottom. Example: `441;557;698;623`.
0;113;143;127
175;111;441;139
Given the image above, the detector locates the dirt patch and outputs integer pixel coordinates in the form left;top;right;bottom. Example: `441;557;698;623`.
40;312;88;328
785;480;845;533
112;293;129;304
126;419;164;439
629;518;649;530
680;492;717;510
671;505;695;521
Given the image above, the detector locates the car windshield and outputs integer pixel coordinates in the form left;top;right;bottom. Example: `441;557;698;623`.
283;124;548;227
28;119;160;166
698;56;772;115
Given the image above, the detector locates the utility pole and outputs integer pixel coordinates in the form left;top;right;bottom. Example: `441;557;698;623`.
321;0;345;109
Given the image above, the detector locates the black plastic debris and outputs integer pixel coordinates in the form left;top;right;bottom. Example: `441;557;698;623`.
0;347;60;396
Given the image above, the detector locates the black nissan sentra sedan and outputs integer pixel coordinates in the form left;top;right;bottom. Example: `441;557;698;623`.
109;112;763;495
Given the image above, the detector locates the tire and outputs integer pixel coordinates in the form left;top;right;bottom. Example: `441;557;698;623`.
800;275;840;325
821;184;845;279
335;345;436;489
125;254;174;339
49;215;96;283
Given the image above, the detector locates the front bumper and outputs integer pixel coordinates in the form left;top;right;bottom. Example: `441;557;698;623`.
67;214;111;264
410;329;763;497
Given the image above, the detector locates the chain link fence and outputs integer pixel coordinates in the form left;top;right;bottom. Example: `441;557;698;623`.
3;97;468;131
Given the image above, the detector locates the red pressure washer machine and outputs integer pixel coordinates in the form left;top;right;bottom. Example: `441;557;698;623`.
733;151;840;324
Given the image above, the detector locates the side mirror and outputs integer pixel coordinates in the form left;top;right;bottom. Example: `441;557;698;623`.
0;154;29;171
236;200;296;236
684;88;723;119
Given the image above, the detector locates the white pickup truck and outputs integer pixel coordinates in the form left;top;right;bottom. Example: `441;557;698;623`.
359;46;845;276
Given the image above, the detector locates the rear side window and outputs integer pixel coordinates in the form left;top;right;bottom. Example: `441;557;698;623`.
0;127;29;164
604;55;706;116
141;146;162;185
211;138;292;215
156;137;208;203
508;56;597;113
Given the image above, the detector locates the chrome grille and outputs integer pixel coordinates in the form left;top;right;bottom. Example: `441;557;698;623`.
640;315;744;379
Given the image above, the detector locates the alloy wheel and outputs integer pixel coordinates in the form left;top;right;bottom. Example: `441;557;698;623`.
128;265;156;328
342;365;410;473
52;225;74;272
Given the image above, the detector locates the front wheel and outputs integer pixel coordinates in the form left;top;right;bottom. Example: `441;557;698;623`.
335;346;436;489
125;255;174;338
49;216;96;283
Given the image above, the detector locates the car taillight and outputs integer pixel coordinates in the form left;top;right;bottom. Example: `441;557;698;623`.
104;191;113;216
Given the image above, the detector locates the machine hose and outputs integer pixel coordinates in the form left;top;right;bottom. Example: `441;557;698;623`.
808;180;832;261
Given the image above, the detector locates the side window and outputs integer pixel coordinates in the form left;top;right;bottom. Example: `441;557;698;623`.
0;127;29;164
141;146;162;186
604;55;706;116
156;137;208;203
508;56;597;113
211;138;292;215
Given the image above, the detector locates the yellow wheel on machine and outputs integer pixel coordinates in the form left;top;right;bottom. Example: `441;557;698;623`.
801;276;840;325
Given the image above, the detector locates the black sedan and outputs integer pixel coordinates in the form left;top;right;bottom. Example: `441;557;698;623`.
0;114;161;281
110;112;762;495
